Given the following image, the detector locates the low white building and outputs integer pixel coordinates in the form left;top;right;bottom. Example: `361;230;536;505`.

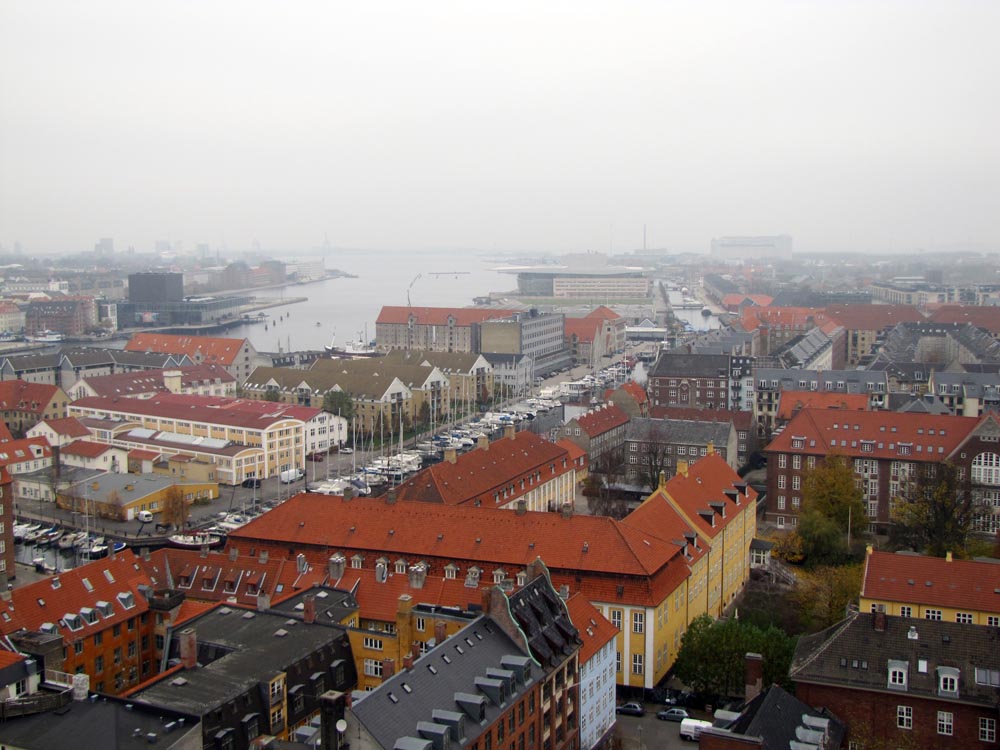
566;593;619;750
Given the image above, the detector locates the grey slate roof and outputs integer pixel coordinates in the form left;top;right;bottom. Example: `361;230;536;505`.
507;572;581;669
790;611;1000;709
875;321;1000;367
626;417;733;447
712;684;845;749
649;352;730;379
0;696;200;750
753;368;887;393
774;326;837;369
350;617;537;750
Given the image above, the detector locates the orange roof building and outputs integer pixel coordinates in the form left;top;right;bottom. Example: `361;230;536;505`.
776;390;870;422
860;548;1000;626
0;379;68;436
394;431;583;512
225;451;755;691
558;403;630;465
375;306;517;354
124;333;258;382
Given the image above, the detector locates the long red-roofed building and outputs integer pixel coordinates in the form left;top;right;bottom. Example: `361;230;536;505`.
375;305;518;353
394;430;583;511
859;548;1000;626
764;408;1000;534
124;333;259;382
928;304;1000;337
224;451;757;690
558;403;630;466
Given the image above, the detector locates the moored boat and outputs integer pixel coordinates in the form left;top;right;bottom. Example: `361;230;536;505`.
168;531;223;549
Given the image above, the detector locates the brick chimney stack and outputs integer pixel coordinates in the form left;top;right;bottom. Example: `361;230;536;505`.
303;595;316;624
434;621;447;645
382;658;395;679
179;628;197;669
444;447;458;464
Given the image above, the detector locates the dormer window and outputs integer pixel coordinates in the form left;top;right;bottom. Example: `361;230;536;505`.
63;613;83;631
888;660;909;690
351;554;364;569
81;607;98;625
938;667;960;697
96;600;114;618
492;569;506;584
444;563;458;580
395;559;407;575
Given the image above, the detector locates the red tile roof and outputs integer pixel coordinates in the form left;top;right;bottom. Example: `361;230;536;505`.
574;404;630;437
124;333;248;366
566;593;619;663
556;438;587;467
0;421;12;444
76;365;235;398
928;305;1000;334
0;380;61;414
647;406;752;431
128;449;161;461
0;650;26;669
633;453;757;541
70;393;320;430
616;381;649;405
585;306;623;321
738;306;821;332
721;294;773;310
376;306;516;326
61;439;115;458
174;599;220;625
0;437;52;468
395;432;574;506
563;318;601;343
823;304;924;330
765;408;978;461
861;549;1000;614
0;551;153;642
776;390;871;420
227;494;683;578
34;416;90;439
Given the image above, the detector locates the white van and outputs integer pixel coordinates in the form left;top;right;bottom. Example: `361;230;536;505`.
137;510;154;523
679;719;713;741
280;468;305;484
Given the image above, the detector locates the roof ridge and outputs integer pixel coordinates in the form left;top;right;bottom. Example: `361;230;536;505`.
790;610;859;678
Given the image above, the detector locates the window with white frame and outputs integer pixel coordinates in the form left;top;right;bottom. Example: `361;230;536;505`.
973;452;1000;485
364;659;383;677
632;653;643;675
778;454;787;469
363;636;383;650
900;606;912;618
937;711;953;736
777;475;787;489
610;610;622;629
956;612;973;624
925;609;942;621
792;455;801;470
633;611;644;634
897;705;912;729
888;661;908;689
777;495;786;510
615;651;621;673
981;717;997;743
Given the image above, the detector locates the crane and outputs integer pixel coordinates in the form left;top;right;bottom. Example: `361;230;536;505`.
407;273;422;307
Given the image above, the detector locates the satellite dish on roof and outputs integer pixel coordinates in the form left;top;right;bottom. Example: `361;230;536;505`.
335;719;347;733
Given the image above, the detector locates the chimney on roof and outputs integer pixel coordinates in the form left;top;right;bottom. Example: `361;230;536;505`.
179;628;197;669
382;657;395;679
342;486;354;501
303;595;316;624
874;608;887;632
503;424;516;441
403;652;415;671
444;447;458;464
658;470;666;490
163;370;183;394
386;488;397;505
676;460;688;478
328;554;345;581
257;593;271;611
560;502;573;520
946;551;953;562
434;621;447;646
744;652;763;703
515;498;527;516
408;563;427;590
477;434;489;451
707;441;715;455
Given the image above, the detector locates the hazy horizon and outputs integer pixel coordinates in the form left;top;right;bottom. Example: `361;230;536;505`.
2;1;998;256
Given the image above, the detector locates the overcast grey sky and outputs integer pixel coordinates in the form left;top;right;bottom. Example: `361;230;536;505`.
1;1;997;255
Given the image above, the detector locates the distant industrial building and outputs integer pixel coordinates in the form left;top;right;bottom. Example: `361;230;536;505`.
127;272;184;304
710;235;793;260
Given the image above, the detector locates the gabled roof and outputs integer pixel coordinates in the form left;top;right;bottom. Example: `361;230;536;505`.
0;551;152;641
0;380;61;413
764;408;977;461
376;306;516;326
928;304;1000;334
714;684;845;749
628;453;756;541
0;437;52;467
776;390;870;420
861;549;1000;614
382;349;489;374
648;352;730;379
738;306;821;332
228;494;685;579
721;293;773;308
69;393;317;430
563;317;601;343
394;432;573;506
75;365;235;398
565;593;618;663
124;333;249;366
32;416;90;439
585;305;623;321
61;439;116;459
574;404;629;437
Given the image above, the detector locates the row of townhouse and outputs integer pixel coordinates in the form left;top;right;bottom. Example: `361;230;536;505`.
763;408;1000;534
0;347;193;389
224;451;757;692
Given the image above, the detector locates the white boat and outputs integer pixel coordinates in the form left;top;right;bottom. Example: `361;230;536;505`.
326;332;380;357
168;532;223;549
28;330;65;343
216;513;250;532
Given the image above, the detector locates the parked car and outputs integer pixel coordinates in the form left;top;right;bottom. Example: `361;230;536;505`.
307;452;325;461
241;478;262;489
339;447;353;454
656;708;689;722
615;702;645;717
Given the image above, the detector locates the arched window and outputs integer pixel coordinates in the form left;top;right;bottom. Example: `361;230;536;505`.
972;452;1000;485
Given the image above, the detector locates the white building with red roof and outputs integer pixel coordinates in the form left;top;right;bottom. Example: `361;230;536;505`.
124;333;261;382
59;439;128;473
26;416;90;447
566;593;618;749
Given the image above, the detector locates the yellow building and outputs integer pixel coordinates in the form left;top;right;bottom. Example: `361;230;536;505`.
860;547;1000;627
56;473;218;522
